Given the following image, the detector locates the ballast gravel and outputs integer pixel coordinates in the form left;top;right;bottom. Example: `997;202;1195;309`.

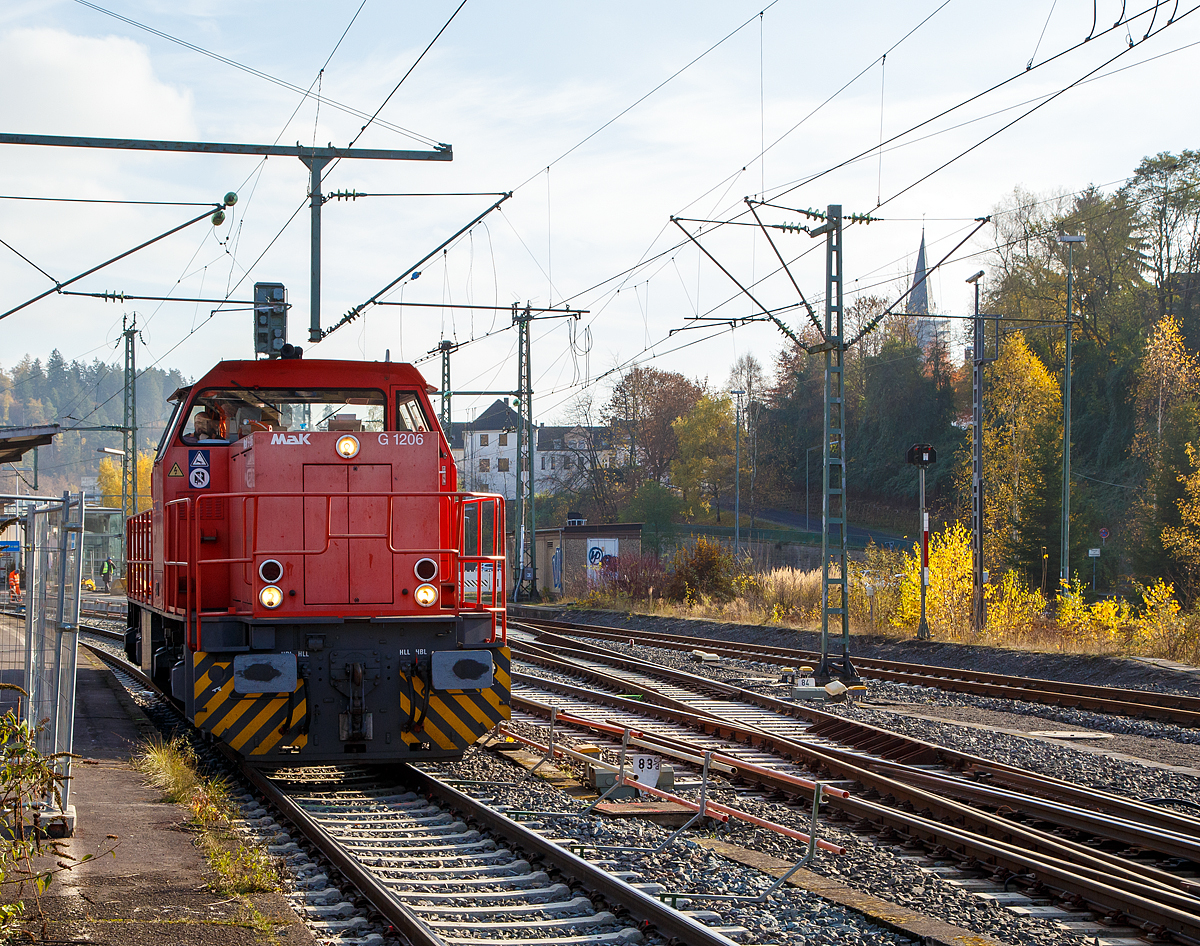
434;743;924;946
439;736;1081;946
505;614;1200;946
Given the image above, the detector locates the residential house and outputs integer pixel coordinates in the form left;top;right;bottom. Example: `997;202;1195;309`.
444;400;622;500
534;425;621;494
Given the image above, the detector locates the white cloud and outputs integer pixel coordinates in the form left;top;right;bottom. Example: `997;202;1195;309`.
1;27;195;138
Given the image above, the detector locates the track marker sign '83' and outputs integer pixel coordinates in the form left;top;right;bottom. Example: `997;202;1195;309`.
631;754;662;790
188;449;211;489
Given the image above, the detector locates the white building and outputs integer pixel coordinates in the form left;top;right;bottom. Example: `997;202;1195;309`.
447;400;522;499
445;400;620;500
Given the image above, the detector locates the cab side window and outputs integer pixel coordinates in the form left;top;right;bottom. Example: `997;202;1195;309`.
181;403;232;443
396;392;431;432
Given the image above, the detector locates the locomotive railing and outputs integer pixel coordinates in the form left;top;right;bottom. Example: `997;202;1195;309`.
127;509;154;602
137;490;505;652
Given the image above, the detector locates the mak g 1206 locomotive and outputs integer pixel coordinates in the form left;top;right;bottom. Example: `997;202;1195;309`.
124;337;508;764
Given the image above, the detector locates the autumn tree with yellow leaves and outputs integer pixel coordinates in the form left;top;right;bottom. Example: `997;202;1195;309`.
978;334;1062;588
671;395;737;521
96;452;153;515
1130;315;1200;586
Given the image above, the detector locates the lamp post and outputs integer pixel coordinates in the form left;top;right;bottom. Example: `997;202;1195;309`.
1059;234;1084;595
966;269;986;634
732;389;745;556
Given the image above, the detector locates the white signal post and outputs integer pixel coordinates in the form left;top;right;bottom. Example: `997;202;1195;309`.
907;444;937;641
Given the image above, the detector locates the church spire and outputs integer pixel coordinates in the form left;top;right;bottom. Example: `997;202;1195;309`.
906;232;929;316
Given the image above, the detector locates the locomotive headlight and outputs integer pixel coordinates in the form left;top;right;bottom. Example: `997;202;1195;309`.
259;585;284;609
335;434;360;459
413;583;438;607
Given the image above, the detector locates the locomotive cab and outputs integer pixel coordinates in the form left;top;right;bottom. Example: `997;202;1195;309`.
125;359;509;763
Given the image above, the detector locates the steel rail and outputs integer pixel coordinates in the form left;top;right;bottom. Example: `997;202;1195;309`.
511;645;1200;940
405;768;743;946
77;639;454;946
511;613;1200;726
233;761;451;946
513;654;1197;893
512;679;1200;943
805;714;1200;840
519;629;1200;840
80;624;124;643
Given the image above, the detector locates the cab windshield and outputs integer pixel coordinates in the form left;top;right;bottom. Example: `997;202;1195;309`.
180;388;392;444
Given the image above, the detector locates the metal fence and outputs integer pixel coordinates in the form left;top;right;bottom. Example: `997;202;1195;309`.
0;492;85;813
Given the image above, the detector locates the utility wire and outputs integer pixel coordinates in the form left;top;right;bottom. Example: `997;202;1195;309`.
345;0;467;152
564;0;1192;338
70;0;440;148
0;205;222;323
0;238;57;284
768;0;1183;205
877;4;1198;210
513;1;781;192
0;195;217;206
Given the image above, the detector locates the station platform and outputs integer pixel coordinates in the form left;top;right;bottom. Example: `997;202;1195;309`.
3;648;314;945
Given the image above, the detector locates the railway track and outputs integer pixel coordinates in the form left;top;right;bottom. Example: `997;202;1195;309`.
509;623;1200;944
75;626;749;946
511;611;1200;728
78;614;1200;942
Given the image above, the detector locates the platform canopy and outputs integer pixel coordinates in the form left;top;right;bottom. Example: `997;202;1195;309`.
0;424;59;465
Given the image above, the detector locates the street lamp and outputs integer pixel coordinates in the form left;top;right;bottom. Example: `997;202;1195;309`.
732;390;745;556
1059;233;1084;595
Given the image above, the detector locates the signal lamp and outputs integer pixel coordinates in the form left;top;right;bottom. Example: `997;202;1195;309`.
259;559;283;583
259;585;284;609
211;209;226;226
224;191;238;206
414;557;438;581
335;434;360;459
414;583;438;607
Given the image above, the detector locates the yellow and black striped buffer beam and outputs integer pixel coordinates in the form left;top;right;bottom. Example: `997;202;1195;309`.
192;652;309;756
399;647;511;751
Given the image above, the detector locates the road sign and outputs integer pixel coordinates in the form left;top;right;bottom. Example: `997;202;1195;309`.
1098;528;1110;540
1088;548;1101;558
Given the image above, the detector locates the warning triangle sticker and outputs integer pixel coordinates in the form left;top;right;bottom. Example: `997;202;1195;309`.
190;452;208;467
168;463;184;477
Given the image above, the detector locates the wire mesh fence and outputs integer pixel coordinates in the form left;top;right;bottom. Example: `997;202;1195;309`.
0;491;85;812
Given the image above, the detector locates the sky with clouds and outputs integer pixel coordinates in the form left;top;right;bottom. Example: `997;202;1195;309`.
2;0;1199;423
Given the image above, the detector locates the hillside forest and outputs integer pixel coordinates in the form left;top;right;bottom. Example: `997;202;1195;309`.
0;351;184;505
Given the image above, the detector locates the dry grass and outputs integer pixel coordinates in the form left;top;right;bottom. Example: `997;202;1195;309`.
131;736;282;895
572;562;1200;666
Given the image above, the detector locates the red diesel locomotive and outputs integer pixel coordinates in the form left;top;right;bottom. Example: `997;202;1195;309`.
124;356;509;763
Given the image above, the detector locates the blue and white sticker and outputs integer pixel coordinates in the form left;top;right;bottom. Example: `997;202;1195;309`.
188;449;210;489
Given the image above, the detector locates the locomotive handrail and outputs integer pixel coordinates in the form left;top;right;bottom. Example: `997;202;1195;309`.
150;488;507;648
